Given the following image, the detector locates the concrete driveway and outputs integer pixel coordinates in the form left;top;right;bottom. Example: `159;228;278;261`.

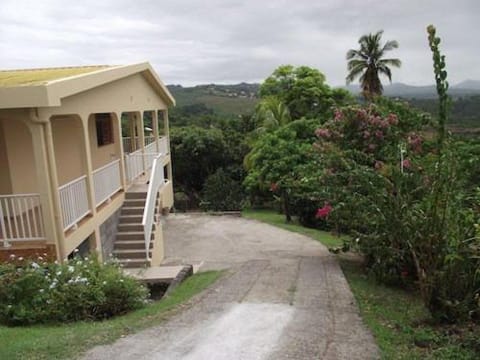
83;214;379;360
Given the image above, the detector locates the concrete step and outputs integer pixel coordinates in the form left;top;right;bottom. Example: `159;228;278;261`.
114;240;153;250
125;192;147;200
117;231;153;241
118;223;145;232
121;206;144;215
124;198;146;207
119;215;143;224
113;249;151;259
118;258;151;268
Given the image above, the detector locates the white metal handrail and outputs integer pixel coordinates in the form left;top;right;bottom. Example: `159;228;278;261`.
93;159;121;206
159;136;168;155
0;193;46;247
58;175;90;230
142;154;165;259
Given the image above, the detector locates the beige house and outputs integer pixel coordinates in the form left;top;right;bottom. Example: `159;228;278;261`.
0;63;175;267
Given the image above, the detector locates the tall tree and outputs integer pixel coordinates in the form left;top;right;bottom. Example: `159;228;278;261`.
260;65;351;120
346;30;401;99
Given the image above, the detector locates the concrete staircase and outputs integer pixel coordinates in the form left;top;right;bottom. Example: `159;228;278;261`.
113;192;155;268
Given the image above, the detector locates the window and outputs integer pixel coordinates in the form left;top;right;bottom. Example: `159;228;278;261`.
95;113;114;146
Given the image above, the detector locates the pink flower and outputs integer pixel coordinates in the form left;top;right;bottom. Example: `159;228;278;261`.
374;130;384;140
408;133;423;153
363;130;371;139
334;109;344;121
270;182;278;192
315;128;331;139
356;109;368;120
387;114;399;125
368;143;377;151
402;159;411;169
315;203;333;219
374;160;384;170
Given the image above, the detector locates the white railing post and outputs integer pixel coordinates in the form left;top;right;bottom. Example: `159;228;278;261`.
142;154;165;259
0;194;46;246
58;176;90;231
93;160;122;206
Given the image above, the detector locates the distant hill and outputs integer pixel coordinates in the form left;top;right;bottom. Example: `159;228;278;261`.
167;83;259;116
454;80;480;90
166;81;480;131
341;82;480;99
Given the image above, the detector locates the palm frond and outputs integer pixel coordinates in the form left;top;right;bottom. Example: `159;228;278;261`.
379;58;402;68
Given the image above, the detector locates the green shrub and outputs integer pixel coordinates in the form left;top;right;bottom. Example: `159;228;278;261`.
0;254;148;326
200;168;244;211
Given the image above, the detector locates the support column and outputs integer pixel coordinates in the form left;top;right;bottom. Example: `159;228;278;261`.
93;228;103;262
129;113;136;152
152;110;160;154
44;120;68;260
80;114;97;216
114;112;127;190
137;111;146;172
28;119;62;259
164;109;170;154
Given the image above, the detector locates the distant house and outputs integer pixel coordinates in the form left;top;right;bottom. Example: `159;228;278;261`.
0;63;175;268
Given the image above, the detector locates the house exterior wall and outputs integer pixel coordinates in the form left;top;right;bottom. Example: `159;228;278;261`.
88;113;120;170
1;116;37;194
0;120;12;193
51;116;85;185
39;73;168;120
99;207;121;260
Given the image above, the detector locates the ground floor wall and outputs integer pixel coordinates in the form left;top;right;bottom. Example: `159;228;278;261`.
0;243;56;262
99;207;121;260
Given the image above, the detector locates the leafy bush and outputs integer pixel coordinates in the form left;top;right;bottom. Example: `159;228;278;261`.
200;168;245;211
0;254;148;326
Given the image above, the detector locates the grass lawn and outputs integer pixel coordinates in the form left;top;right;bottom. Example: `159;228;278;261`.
0;270;222;360
242;208;344;248
243;209;479;359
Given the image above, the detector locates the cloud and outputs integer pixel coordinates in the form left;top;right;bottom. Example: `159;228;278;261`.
0;0;479;86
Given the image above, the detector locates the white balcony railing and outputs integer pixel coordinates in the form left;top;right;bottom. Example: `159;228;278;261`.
159;136;168;155
58;175;90;231
122;136;156;153
0;194;46;247
123;136;169;184
93;160;122;206
124;149;144;183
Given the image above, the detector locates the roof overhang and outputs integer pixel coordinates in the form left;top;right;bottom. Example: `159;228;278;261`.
0;62;175;109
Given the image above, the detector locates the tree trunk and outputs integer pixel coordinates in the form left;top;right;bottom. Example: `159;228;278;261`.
283;191;292;222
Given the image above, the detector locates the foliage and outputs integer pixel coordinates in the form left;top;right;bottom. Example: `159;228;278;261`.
201;167;245;211
346;30;401;99
244;118;320;221
170;126;230;206
311;26;480;323
259;65;351;120
0;254;148;326
341;257;480;359
252;96;291;134
0;271;222;360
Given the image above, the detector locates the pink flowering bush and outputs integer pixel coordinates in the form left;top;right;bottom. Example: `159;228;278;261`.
310;99;437;284
0;254;148;325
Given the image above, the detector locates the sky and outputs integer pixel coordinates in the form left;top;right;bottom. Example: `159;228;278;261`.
0;0;478;87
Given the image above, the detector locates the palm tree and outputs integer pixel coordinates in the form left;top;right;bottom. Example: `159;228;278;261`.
346;30;401;99
253;96;291;133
